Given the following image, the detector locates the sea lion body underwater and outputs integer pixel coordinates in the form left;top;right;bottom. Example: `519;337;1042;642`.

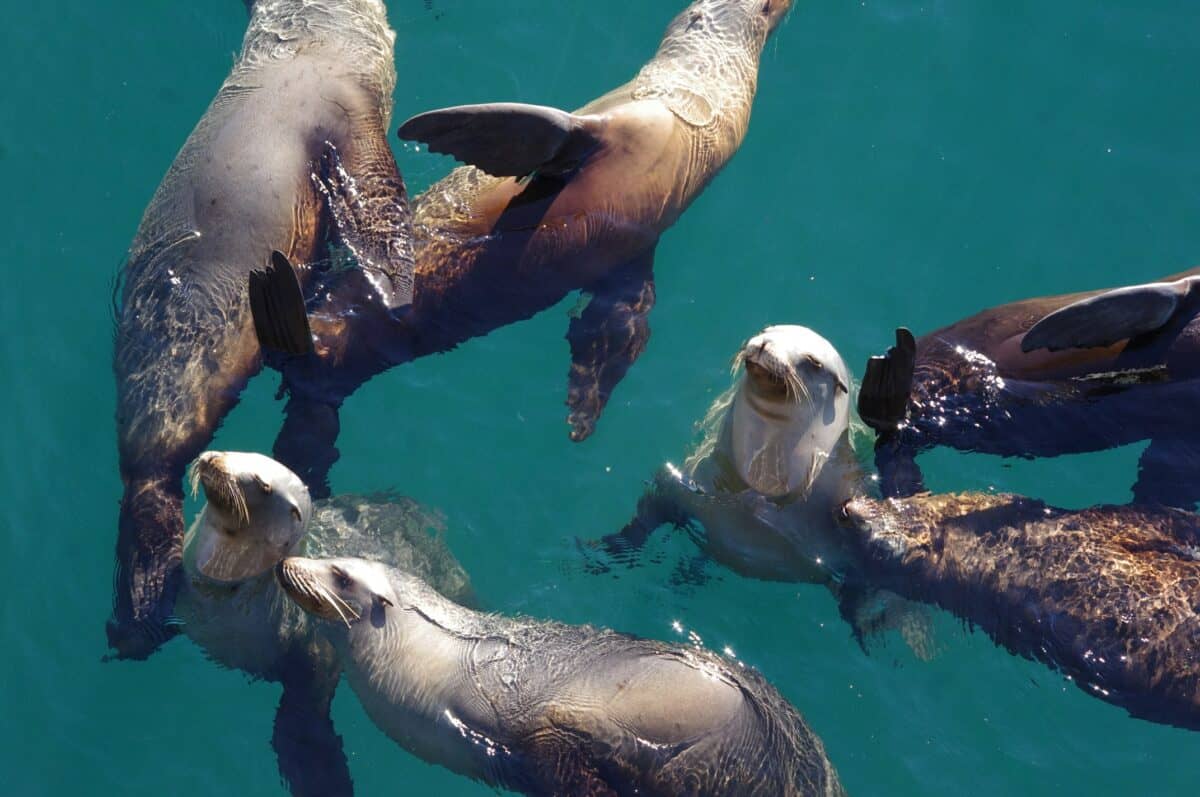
276;555;845;797
111;0;415;657
857;269;1200;505
178;451;473;796
843;492;1200;731
256;0;795;490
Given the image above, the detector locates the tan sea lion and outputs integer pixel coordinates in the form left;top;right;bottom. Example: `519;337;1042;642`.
857;269;1200;505
111;0;416;658
276;555;845;796
179;451;473;796
253;0;796;491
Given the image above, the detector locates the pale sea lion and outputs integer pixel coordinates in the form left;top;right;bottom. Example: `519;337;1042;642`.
179;451;472;796
597;326;928;651
857;268;1200;506
111;0;415;658
276;555;845;797
253;0;796;492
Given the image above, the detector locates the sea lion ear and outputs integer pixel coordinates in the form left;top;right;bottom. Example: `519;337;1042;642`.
398;102;604;178
249;251;314;355
1021;280;1191;353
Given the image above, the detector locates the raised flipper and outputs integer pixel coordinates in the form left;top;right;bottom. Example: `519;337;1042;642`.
858;327;916;433
1021;278;1198;353
398;103;604;178
565;250;656;442
313;141;414;312
873;436;926;498
272;662;352;797
249;251;314;356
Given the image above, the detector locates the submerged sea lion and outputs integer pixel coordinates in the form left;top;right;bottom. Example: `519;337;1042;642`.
179;451;472;796
254;0;795;491
842;492;1200;730
857;269;1200;506
276;555;845;797
111;0;415;658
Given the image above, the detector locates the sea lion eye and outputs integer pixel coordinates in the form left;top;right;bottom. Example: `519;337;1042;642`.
761;0;772;15
254;474;273;494
331;566;351;590
804;355;825;372
290;505;302;523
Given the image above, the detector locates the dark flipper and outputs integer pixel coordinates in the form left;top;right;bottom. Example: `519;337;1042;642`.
858;327;916;433
249;252;314;356
1021;280;1194;353
398;102;603;178
314;141;414;312
273;665;352;797
273;391;340;500
565;250;656;442
873;435;926;498
1132;437;1200;510
834;582;936;660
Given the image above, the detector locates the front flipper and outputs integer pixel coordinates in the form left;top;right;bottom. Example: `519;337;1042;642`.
565;250;656;442
858;327;916;433
834;582;937;661
314;140;414;312
398;102;604;178
1021;278;1197;353
272;665;352;797
250;251;314;356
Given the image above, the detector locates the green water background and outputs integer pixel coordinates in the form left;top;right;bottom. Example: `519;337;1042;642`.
3;1;1199;793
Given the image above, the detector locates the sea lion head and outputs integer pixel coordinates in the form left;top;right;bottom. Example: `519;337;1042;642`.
660;0;794;54
184;451;312;583
728;325;851;499
276;556;395;629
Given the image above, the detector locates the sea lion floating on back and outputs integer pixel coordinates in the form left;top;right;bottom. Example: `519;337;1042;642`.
253;0;796;490
857;269;1200;505
110;0;414;658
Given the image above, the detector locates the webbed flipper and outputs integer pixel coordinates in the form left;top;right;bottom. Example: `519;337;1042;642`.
272;663;352;797
1021;279;1197;353
565;250;656;442
313;140;414;312
249;251;314;356
398;102;604;178
835;582;936;661
858;327;916;434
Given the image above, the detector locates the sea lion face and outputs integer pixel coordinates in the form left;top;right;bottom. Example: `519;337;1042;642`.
662;0;793;51
729;325;851;498
276;556;394;628
184;452;312;583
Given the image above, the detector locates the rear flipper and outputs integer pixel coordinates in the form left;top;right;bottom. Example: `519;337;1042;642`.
565;250;656;442
249;252;314;356
835;582;937;661
858;327;916;433
398;102;605;178
273;391;340;500
273;663;352;797
1132;437;1200;510
1021;277;1199;353
313;140;415;313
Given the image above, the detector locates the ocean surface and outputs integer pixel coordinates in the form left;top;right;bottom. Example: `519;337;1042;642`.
3;1;1199;794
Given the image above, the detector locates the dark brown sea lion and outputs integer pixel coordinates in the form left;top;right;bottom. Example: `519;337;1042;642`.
254;0;795;492
842;491;1200;731
276;555;846;796
110;0;415;658
857;269;1200;505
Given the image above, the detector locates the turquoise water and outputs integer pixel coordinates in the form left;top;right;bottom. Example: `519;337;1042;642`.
4;1;1200;794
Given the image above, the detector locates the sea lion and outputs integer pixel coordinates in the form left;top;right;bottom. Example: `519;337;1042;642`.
252;0;796;493
841;492;1200;731
276;555;845;797
857;269;1200;506
111;0;415;657
178;451;473;796
596;326;928;651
